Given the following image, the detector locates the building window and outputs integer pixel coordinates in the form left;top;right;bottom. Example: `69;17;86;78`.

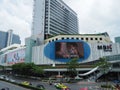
67;37;69;39
56;38;58;40
61;37;64;40
95;38;98;40
49;40;51;43
100;38;102;40
76;38;79;40
71;37;74;39
81;38;84;40
52;39;54;41
86;38;88;40
90;38;93;40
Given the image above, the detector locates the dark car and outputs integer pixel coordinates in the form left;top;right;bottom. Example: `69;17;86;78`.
1;87;9;90
36;84;45;89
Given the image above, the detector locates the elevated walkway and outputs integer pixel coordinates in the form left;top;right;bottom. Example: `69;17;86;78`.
78;65;112;82
78;66;99;76
106;54;120;63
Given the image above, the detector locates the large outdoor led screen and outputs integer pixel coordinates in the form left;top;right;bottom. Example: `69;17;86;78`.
55;42;84;59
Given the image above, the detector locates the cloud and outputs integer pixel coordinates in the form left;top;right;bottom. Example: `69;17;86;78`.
0;0;33;44
63;0;120;42
0;0;120;44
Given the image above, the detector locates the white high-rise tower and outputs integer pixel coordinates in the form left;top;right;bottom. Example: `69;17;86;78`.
32;0;79;44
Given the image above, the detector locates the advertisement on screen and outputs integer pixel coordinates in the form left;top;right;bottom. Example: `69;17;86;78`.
7;48;25;65
44;39;91;62
55;42;84;59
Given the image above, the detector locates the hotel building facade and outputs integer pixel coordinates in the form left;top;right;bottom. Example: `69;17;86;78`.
32;0;79;43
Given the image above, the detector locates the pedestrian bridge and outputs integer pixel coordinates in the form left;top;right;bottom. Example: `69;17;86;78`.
106;54;120;63
78;54;120;81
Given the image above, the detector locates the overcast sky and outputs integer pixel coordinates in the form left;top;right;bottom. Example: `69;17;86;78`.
0;0;120;44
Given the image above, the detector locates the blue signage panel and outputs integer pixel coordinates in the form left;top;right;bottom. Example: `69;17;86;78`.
44;39;91;62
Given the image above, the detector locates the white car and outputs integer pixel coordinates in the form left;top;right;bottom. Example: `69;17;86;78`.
0;75;6;79
5;77;9;81
9;79;15;82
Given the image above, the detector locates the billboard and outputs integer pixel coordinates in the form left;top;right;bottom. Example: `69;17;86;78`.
7;48;25;65
55;42;84;59
44;39;91;62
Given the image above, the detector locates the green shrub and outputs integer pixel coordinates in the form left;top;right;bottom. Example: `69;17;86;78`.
101;84;115;89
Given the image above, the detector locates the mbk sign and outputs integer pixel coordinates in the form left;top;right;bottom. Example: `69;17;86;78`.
97;44;112;52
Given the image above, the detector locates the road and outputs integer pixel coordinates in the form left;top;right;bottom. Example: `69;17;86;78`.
5;76;104;90
1;74;115;90
0;81;30;90
11;76;59;90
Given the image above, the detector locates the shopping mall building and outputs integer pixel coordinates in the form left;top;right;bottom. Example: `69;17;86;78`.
28;0;120;66
25;32;120;66
1;32;120;66
0;0;120;80
26;33;120;80
0;32;120;80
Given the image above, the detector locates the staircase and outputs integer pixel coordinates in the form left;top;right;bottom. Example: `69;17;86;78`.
88;66;112;82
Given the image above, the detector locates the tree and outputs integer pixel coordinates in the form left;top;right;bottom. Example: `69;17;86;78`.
66;58;79;77
12;63;25;75
12;63;44;77
95;57;112;82
97;57;111;73
32;66;44;76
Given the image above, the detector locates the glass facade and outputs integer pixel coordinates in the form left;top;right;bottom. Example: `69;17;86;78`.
33;0;79;39
12;35;21;44
0;31;8;49
0;31;21;49
115;37;120;43
25;37;36;63
45;0;78;35
106;54;120;62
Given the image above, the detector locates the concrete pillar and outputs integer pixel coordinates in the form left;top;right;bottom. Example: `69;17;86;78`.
58;71;61;75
